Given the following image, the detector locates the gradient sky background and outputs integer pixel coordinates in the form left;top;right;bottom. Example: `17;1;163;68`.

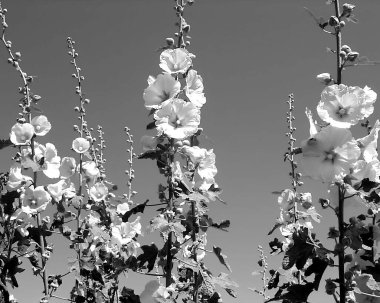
1;0;380;302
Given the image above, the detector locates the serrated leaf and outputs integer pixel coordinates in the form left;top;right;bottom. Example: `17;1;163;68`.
213;246;231;272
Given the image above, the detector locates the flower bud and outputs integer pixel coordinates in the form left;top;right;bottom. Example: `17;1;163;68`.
328;16;339;27
166;38;175;46
347;51;359;61
341;45;351;53
316;73;332;85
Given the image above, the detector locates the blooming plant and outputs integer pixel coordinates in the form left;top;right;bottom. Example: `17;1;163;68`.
0;0;235;303
253;1;380;303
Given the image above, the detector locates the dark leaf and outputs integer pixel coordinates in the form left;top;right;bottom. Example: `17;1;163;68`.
119;287;141;303
136;244;159;272
213;246;231;272
304;257;329;290
146;121;156;130
265;282;315;303
122;200;149;222
211;220;230;231
137;151;157;160
0;138;12;150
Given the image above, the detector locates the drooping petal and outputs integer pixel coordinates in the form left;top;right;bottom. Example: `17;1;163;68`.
185;69;206;108
357;120;380;163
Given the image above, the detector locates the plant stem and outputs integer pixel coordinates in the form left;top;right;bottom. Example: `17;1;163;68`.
338;184;345;303
334;0;342;84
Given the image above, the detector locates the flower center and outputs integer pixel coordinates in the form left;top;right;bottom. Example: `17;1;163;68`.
336;106;349;118
324;150;337;163
173;63;178;70
30;199;37;206
35;125;41;130
78;146;83;151
20;135;26;141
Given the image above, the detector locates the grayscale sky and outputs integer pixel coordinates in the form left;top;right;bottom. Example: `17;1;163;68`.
0;0;380;302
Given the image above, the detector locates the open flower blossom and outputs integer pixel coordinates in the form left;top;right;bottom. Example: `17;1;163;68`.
72;137;90;154
317;84;377;128
301;125;361;183
6;163;33;191
59;157;76;179
357;120;380;163
116;202;130;215
351;159;380;184
10;122;34;145
143;74;180;109
111;216;141;247
182;146;217;182
185;69;206;108
21;185;52;215
31;115;51;136
159;48;193;74
89;182;108;202
47;179;75;202
21;142;61;179
81;161;100;185
154;98;200;140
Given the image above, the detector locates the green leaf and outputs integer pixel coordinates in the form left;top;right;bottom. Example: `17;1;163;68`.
211;220;230;231
213;246;231;272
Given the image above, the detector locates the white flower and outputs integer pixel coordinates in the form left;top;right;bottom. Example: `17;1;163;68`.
317;84;377;128
159;48;193;74
21;142;61;179
6;163;32;191
21;186;52;215
47;179;75;202
185;69;206;107
301;126;361;183
154;98;200;140
72;137;90;154
111;216;141;247
357;120;380;163
10;123;34;145
59;157;76;179
81;161;100;185
31;115;51;136
143;74;180;109
89;182;108;202
351;160;380;183
116;202;130;215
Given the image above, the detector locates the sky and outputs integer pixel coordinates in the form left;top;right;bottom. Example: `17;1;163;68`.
0;0;380;302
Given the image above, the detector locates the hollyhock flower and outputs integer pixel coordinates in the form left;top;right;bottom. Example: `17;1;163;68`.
185;69;206;108
89;182;108;202
317;84;377;128
111;216;141;247
143;74;180;109
6;163;33;191
141;135;159;152
59;157;76;179
72;137;90;154
47;179;75;202
351;160;380;183
305;108;320;137
154;98;200;140
357;120;380;163
182;146;217;181
21;142;61;178
82;161;100;185
301;126;361;183
21;186;52;215
159;48;193;74
31;115;51;136
10;123;34;145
